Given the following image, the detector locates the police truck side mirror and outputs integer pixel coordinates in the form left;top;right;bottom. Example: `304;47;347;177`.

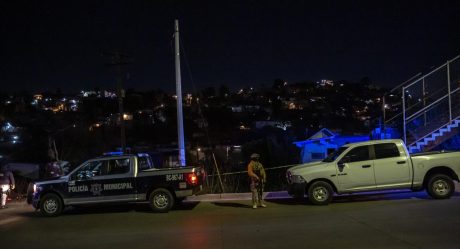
75;171;91;181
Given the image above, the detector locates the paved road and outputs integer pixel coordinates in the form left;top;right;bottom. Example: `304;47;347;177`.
1;190;460;249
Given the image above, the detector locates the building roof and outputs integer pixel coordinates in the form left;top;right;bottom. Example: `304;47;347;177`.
308;128;336;140
293;128;370;147
293;128;336;146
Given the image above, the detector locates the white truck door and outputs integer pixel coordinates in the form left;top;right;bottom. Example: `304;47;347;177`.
337;145;376;192
373;143;411;189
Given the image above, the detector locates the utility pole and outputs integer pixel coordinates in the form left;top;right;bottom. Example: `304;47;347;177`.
174;20;186;167
105;51;130;153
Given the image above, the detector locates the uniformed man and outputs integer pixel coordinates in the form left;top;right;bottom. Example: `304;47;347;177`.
247;153;267;209
0;165;15;209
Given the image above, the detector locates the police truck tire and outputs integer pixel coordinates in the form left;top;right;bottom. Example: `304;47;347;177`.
426;174;454;199
308;181;333;205
40;193;63;217
149;188;174;213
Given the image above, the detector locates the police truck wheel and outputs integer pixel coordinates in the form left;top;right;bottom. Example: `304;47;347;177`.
308;181;333;205
426;174;454;199
40;193;63;217
149;188;174;213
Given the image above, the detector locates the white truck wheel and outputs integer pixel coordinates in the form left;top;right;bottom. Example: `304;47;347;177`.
427;174;454;199
308;181;333;205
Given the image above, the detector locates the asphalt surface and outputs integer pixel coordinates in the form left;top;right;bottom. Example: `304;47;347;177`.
1;187;460;249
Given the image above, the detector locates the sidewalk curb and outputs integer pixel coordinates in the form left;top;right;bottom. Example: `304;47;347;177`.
0;183;459;227
185;191;290;202
0;200;30;226
0;216;23;226
187;182;460;202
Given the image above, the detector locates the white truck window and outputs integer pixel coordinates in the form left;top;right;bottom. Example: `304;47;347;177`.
323;147;348;162
342;146;370;163
374;143;400;159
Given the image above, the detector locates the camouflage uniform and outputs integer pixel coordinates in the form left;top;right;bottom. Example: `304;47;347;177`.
248;155;266;208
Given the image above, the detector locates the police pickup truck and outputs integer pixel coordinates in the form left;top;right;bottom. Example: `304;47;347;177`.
287;139;460;205
30;153;204;216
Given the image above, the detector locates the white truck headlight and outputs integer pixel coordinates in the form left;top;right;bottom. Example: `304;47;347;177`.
291;175;306;184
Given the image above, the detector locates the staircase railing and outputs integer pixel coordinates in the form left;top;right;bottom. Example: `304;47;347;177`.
383;54;460;148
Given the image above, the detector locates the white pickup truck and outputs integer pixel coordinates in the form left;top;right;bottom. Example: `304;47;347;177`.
286;139;460;205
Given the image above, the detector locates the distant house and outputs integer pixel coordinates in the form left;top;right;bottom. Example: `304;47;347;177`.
230;104;261;113
293;128;369;163
230;105;243;113
254;120;292;130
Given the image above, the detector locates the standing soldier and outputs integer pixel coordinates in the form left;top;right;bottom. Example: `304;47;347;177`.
0;165;15;209
248;153;267;209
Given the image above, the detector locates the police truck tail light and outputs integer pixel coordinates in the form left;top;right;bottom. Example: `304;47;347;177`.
186;173;198;185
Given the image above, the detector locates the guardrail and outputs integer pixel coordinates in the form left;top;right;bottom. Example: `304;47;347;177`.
384;54;460;147
205;164;298;193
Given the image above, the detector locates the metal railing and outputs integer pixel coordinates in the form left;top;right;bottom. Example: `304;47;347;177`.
388;54;460;147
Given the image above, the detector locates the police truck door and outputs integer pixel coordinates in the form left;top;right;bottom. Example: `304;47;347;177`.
98;157;136;202
67;160;106;204
67;157;136;204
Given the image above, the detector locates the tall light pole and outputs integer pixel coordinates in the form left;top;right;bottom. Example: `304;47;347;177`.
115;53;127;154
104;51;130;154
175;19;186;166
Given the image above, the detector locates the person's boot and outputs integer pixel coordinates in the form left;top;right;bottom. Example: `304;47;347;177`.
252;190;258;209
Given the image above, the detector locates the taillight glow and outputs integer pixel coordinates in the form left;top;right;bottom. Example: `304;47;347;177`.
187;173;198;185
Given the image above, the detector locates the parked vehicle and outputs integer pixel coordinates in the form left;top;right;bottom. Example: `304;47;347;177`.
30;153;205;216
286;139;460;205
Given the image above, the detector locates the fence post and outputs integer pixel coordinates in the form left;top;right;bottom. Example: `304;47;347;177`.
402;86;407;145
422;78;426;127
447;61;452;122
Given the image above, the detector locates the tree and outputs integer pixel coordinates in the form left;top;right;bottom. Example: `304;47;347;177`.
218;85;230;99
201;87;216;99
272;79;285;90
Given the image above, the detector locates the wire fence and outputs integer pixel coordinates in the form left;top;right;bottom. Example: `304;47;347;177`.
8;163;300;196
205;164;297;193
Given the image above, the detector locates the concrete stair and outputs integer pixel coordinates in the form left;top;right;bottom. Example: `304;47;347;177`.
408;118;460;153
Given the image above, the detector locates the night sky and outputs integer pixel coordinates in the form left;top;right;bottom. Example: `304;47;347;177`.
1;0;460;93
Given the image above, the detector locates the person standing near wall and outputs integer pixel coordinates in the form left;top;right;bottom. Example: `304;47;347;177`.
0;165;15;209
248;153;267;209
